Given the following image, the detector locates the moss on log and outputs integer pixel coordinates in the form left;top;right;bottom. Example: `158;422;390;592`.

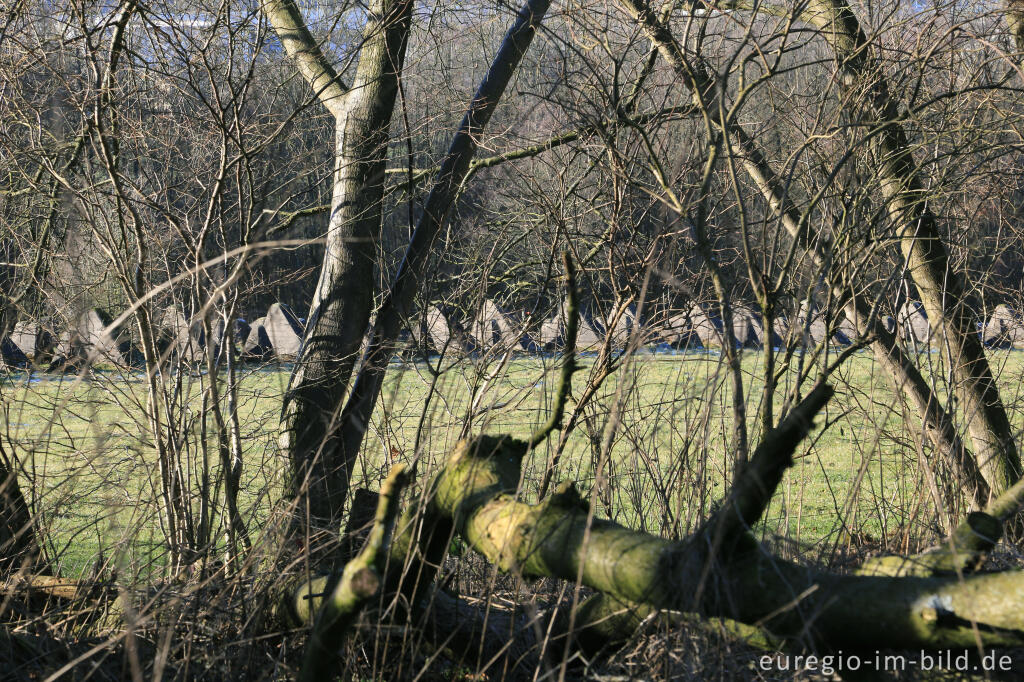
858;512;1002;577
427;411;1024;650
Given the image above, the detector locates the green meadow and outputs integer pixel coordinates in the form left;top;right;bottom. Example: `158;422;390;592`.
6;348;1024;577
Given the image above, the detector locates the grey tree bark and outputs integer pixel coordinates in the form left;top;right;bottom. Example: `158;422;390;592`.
331;0;554;495
266;0;413;536
269;0;551;543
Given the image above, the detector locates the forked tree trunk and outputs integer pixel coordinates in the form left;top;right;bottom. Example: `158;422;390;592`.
332;0;554;489
269;0;550;542
268;0;413;535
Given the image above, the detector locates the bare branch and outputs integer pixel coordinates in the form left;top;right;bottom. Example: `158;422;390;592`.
264;0;349;116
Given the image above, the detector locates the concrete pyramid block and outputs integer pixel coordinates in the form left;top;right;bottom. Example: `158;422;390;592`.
539;314;563;350
471;300;524;352
897;301;932;346
775;302;855;348
772;313;795;349
687;303;725;349
794;301;854;347
203;317;250;361
836;313;857;346
603;303;655;348
604;304;633;347
796;301;830;347
982;304;1024;348
159;305;205;363
731;304;765;348
0;336;28;368
418;306;474;356
264;303;303;361
243;316;272;360
75;308;133;366
539;299;603;351
654;310;696;347
574;310;604;350
11;320;55;362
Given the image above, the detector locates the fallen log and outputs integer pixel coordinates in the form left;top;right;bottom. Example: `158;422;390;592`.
424;393;1024;651
285;251;1024;664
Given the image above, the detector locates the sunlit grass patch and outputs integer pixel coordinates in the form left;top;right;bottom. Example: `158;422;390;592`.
6;349;1024;576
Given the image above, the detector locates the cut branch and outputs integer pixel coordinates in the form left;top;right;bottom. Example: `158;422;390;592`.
708;383;834;544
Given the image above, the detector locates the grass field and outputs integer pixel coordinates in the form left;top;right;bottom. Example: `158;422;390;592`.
6;348;1024;578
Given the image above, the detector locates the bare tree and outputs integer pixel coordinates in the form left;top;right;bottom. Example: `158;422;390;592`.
269;0;553;551
267;0;414;542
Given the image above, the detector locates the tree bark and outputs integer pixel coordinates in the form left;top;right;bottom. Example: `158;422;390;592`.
328;0;554;511
269;0;413;535
0;444;42;577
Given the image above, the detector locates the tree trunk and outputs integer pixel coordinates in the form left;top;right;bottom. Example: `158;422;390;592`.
269;0;413;535
332;0;554;493
0;444;42;577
